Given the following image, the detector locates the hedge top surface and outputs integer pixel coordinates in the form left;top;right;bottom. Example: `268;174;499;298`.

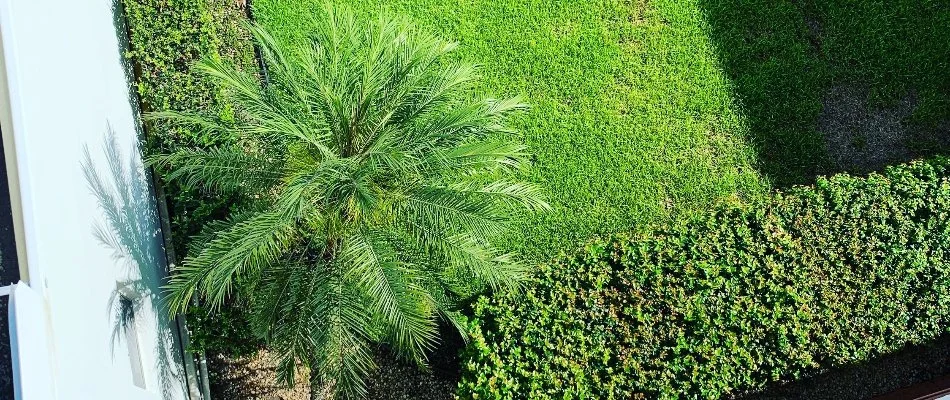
460;159;950;399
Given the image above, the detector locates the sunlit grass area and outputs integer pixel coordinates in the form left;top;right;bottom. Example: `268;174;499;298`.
251;0;950;258
253;0;768;258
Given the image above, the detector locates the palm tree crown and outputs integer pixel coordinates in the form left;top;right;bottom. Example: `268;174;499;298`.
151;6;546;398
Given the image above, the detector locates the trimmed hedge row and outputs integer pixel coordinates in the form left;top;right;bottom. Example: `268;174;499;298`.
459;159;950;399
121;0;243;253
123;0;228;148
121;0;258;354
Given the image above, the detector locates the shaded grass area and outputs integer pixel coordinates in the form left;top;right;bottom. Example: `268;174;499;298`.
701;0;950;184
252;0;767;259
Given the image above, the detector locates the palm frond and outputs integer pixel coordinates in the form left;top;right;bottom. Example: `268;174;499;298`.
339;230;438;366
433;233;529;293
428;289;469;342
252;259;329;385
156;5;545;398
390;217;524;295
448;180;551;212
408;97;528;151
436;140;532;173
315;268;378;399
147;146;283;195
398;186;511;240
165;210;296;314
143;110;231;140
390;62;478;127
197;56;337;159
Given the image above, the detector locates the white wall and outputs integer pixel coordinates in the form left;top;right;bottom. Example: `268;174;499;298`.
0;0;192;398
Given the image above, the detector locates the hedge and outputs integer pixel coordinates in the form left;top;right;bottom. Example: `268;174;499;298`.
123;0;223;147
120;0;258;354
459;159;950;399
121;0;249;250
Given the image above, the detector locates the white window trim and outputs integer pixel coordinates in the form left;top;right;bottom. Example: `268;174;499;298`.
0;0;40;292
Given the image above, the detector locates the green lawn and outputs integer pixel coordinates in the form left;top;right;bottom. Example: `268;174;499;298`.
702;0;950;185
230;0;950;394
253;0;768;258
251;0;950;259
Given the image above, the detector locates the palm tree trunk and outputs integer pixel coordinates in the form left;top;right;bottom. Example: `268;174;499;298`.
309;367;326;400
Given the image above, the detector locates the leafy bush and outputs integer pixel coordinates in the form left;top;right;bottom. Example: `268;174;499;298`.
185;298;262;358
122;0;229;148
120;0;260;355
121;0;259;243
459;159;950;399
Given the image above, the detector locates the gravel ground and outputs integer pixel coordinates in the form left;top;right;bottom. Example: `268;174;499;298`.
0;133;20;286
365;336;462;400
209;333;462;400
0;129;18;399
209;351;311;400
0;298;12;399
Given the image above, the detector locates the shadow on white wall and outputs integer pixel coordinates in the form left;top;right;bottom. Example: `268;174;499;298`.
81;125;187;399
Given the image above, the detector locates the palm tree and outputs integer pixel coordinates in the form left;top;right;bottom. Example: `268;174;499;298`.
150;5;547;399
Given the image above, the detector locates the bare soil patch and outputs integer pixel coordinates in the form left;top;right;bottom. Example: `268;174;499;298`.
820;85;925;173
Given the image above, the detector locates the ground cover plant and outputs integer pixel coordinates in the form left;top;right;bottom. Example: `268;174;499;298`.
150;8;547;398
461;159;950;399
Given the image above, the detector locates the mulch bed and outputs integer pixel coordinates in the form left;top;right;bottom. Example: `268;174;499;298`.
209;331;463;400
738;334;950;400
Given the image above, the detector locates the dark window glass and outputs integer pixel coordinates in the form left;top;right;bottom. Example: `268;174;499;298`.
0;127;19;285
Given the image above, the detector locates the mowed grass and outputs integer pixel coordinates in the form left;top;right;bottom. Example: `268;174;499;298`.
251;0;950;258
253;0;767;258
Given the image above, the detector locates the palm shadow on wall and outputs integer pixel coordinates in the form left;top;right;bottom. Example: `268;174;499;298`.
698;0;950;187
82;126;187;399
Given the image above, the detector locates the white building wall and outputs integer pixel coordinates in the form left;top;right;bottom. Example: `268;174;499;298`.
0;0;193;399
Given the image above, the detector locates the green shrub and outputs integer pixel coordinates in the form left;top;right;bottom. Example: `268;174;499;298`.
459;159;950;399
185;299;262;358
122;0;226;147
122;0;232;254
120;0;260;355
